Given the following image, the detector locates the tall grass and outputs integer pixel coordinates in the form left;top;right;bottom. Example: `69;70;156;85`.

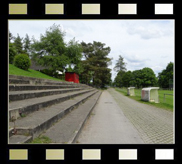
115;87;174;111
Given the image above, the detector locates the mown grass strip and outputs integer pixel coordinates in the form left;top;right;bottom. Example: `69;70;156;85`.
30;135;52;144
115;87;174;111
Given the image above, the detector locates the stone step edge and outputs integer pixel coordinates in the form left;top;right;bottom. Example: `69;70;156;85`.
9;75;89;87
9;89;95;121
9;135;33;144
68;91;102;144
9;84;88;91
9;88;83;102
9;78;88;87
9;90;99;142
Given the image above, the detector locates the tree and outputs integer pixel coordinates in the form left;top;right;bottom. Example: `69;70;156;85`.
114;70;125;87
31;24;69;72
9;43;17;64
23;34;31;57
140;67;157;87
121;71;132;87
65;38;83;74
14;34;24;54
158;62;173;88
114;55;127;72
130;70;143;88
9;31;14;43
130;68;157;88
81;41;112;88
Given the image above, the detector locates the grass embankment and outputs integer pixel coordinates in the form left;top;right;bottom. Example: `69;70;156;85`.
115;87;174;111
9;64;63;81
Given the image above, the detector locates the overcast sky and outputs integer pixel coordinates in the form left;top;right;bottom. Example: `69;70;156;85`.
9;20;174;81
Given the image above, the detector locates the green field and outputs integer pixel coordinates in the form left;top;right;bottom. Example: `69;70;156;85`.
115;87;174;111
9;64;63;81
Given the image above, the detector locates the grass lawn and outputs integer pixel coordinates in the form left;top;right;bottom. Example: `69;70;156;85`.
9;64;64;81
30;135;52;144
115;87;174;111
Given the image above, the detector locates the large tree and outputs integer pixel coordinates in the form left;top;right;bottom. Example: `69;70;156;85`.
31;24;69;72
121;71;132;87
130;70;143;88
131;68;157;88
65;38;83;74
81;41;112;88
114;70;125;87
140;67;157;87
158;62;173;88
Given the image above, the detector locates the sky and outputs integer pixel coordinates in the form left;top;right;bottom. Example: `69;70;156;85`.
9;20;174;81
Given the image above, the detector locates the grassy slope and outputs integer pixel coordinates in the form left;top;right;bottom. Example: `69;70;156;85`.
115;87;174;111
9;64;63;81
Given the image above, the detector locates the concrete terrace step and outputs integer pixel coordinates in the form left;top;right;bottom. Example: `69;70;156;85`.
9;84;82;91
9;135;33;144
9;75;70;85
42;91;102;143
9;78;30;84
9;89;95;120
9;75;90;88
9;77;78;86
9;90;100;143
9;88;83;101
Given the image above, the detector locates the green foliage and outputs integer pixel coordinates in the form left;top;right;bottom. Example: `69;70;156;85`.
65;38;83;74
31;24;67;72
140;67;157;87
14;54;31;71
158;62;173;88
81;41;112;88
121;71;132;87
23;34;31;57
114;70;125;87
9;43;17;64
130;70;143;88
114;67;157;88
14;34;24;54
9;31;14;43
114;55;127;72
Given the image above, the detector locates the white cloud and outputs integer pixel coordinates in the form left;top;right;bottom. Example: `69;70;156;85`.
126;20;174;39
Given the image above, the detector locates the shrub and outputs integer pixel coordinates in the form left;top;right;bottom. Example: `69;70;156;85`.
14;54;31;70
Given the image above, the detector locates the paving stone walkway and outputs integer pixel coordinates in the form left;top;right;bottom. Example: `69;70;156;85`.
108;88;174;144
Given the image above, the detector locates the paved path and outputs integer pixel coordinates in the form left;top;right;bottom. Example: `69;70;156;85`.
77;88;174;144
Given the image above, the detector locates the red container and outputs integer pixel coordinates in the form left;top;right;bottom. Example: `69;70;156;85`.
65;72;79;83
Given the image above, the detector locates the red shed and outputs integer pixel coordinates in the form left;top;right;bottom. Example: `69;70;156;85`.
65;72;79;83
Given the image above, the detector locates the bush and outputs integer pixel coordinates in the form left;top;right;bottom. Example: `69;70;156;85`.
14;54;31;70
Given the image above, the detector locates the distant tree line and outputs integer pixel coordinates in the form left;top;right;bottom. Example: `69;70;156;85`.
113;55;173;89
9;24;112;88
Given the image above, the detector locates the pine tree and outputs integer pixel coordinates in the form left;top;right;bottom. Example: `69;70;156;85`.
81;41;112;88
23;34;31;57
14;34;24;54
114;55;127;72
